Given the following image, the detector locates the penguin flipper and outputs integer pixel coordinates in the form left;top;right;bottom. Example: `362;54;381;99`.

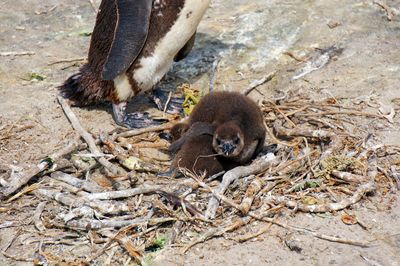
102;0;153;80
169;122;215;154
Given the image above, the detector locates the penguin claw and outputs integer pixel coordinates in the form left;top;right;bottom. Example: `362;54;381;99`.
112;102;167;129
150;89;184;114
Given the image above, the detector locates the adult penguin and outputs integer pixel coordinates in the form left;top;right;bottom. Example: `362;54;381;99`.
59;0;211;128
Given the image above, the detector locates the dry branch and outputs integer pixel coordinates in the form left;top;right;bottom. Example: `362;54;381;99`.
331;170;365;183
57;96;125;175
48;57;86;65
242;72;276;95
50;171;104;193
34;201;47;232
240;177;265;214
86;185;163;200
205;154;279;219
373;0;394;21
0;51;35;56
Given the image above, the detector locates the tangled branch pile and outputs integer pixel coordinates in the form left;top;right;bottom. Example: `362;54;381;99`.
0;90;398;265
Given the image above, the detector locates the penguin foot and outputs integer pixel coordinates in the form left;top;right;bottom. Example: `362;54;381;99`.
122;112;167;129
150;88;184;114
157;168;184;178
258;144;279;156
112;102;167;129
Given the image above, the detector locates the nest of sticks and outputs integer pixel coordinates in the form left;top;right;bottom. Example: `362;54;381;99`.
0;89;399;265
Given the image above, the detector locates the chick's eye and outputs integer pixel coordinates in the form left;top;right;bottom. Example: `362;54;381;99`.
234;137;240;145
216;138;221;145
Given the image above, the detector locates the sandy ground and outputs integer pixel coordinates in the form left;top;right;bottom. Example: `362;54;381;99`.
1;0;400;265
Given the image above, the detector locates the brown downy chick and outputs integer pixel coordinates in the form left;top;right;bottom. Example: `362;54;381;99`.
173;91;266;164
172;134;224;177
169;122;223;177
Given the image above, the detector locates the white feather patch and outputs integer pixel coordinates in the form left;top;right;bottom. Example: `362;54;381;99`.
133;0;211;92
113;74;133;100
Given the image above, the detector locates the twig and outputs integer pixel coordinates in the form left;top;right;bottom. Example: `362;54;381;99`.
1;251;34;262
182;217;251;253
242;72;276;95
114;122;174;139
88;0;98;13
205;154;279;219
50;172;104;193
34;201;47;232
240;177;265;214
115;234;143;263
6;183;40;203
296;111;386;120
57;96;125;175
47;57;86;65
1;136;80;199
331;170;365;183
66;215;155;230
86;185;163;200
373;1;394;21
235;220;274;242
389;166;400;190
0;51;35;56
209;57;221;91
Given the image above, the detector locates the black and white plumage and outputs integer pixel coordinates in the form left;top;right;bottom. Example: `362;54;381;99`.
59;0;211;128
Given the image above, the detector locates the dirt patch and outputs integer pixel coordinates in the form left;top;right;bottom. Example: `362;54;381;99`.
1;0;399;265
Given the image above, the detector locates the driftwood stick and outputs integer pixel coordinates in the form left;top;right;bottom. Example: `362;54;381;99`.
242;72;276;95
36;188;131;215
57;96;124;175
66;215;153;230
1;136;80;199
50;172;104;193
34;201;47;232
240;177;266;214
205;154;278;219
86;185;163;200
331;170;365;184
0;51;35;56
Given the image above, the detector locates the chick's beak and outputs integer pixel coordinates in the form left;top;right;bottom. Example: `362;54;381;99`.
221;142;236;156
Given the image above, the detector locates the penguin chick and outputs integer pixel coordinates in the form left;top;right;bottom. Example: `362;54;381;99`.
173;91;266;164
212;121;244;157
172;134;224;177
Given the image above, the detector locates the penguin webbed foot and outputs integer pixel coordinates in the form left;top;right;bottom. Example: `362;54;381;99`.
123;112;167;129
112;102;167;129
157;168;184;178
150;88;184;115
258;144;279;156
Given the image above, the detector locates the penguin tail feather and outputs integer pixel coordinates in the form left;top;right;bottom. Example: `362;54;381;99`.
58;64;111;105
